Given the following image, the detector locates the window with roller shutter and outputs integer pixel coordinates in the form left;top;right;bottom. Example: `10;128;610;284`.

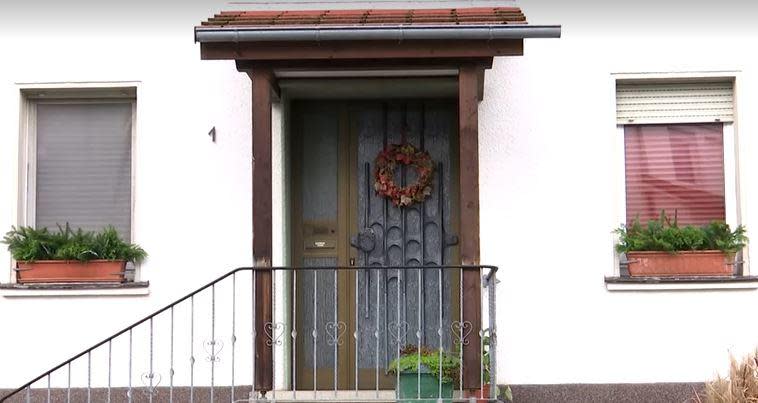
20;88;135;242
616;79;734;227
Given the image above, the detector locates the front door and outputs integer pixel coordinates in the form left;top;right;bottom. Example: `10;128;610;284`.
291;99;459;390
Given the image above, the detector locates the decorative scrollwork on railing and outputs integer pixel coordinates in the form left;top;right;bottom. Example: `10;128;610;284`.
451;320;473;346
140;372;161;397
325;321;347;346
204;339;224;362
388;321;408;345
264;322;285;347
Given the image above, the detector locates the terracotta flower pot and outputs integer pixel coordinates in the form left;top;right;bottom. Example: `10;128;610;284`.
626;251;734;277
15;260;126;283
462;383;491;402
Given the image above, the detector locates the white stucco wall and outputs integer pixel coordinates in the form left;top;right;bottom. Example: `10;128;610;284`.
0;0;256;388
1;0;757;390
487;0;758;385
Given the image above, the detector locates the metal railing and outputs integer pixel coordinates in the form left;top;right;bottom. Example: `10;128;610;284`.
0;265;498;403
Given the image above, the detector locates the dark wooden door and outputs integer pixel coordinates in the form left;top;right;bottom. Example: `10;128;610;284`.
292;100;459;391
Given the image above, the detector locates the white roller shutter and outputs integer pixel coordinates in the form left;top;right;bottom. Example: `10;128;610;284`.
616;80;734;124
35;102;133;240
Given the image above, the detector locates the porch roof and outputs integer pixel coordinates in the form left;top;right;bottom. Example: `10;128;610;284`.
194;7;560;44
200;7;526;28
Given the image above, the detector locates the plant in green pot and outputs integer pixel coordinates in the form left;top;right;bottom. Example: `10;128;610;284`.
388;344;459;403
615;211;747;277
3;224;147;283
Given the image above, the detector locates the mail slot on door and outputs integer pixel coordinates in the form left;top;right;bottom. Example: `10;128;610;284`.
303;222;337;251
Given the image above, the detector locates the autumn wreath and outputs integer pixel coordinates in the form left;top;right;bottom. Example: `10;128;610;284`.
374;143;434;207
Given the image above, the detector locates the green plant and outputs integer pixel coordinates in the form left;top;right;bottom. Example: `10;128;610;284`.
3;224;147;263
92;227;147;263
499;384;513;402
615;211;747;254
482;335;491;383
388;345;460;384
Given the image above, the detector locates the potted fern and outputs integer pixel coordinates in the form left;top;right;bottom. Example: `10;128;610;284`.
615;211;747;277
3;224;147;283
388;344;459;403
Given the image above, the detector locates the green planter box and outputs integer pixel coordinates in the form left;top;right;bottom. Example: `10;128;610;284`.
397;372;453;403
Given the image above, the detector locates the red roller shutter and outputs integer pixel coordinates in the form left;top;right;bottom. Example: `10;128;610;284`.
624;123;725;226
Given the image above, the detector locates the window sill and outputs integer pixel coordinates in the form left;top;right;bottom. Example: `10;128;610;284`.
0;281;149;297
605;276;758;291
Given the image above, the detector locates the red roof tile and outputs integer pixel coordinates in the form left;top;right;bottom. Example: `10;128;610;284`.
200;7;527;28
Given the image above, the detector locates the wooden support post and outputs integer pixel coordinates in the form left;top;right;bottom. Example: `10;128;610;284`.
459;64;482;391
250;68;274;393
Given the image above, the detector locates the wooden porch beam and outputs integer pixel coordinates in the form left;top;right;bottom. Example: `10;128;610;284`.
459;64;483;390
250;68;274;393
235;57;495;72
202;39;522;61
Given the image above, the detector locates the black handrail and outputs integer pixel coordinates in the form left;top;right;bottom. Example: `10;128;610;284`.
0;264;497;401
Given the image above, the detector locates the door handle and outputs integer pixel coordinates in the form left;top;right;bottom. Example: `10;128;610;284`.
349;258;356;266
350;228;376;253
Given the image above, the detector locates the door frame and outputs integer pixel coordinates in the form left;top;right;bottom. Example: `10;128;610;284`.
240;61;487;392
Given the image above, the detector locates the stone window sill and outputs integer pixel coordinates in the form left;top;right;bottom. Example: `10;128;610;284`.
0;281;150;297
605;275;758;291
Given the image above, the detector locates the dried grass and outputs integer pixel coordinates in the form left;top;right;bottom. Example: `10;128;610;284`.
696;350;758;403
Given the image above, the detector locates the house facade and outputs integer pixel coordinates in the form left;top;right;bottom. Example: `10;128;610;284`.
1;0;757;401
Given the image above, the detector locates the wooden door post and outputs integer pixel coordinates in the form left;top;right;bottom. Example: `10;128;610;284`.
459;64;483;391
250;68;274;393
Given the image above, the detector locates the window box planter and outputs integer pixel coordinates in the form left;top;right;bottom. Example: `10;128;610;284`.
4;225;146;284
615;212;747;278
15;260;126;283
626;251;734;277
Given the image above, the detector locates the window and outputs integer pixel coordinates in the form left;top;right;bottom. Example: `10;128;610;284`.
21;87;136;241
607;75;752;286
616;78;736;227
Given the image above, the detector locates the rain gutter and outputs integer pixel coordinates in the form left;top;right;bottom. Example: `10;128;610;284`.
194;24;561;43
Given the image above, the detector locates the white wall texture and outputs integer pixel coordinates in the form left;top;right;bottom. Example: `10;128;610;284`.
1;0;757;389
488;0;758;386
0;0;256;388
